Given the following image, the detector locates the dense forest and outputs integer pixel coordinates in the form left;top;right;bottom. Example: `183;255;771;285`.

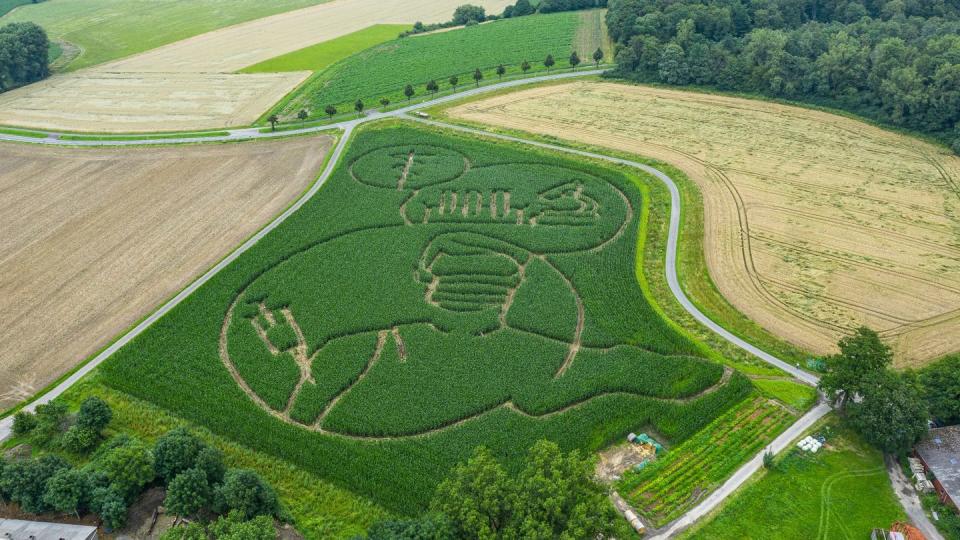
606;0;960;152
0;22;49;91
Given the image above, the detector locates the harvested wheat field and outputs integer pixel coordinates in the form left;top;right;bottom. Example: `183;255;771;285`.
0;0;512;133
448;82;960;366
0;135;332;409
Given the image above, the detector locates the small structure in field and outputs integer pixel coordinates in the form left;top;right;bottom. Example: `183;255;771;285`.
914;425;960;512
0;519;97;540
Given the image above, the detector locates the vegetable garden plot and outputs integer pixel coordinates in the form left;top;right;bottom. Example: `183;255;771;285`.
100;124;751;511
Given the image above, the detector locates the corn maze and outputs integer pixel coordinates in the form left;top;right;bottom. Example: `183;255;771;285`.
100;123;753;510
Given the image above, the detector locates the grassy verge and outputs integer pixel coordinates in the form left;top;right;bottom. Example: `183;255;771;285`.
241;24;409;73
682;417;905;539
58;131;230;141
0;127;48;138
617;395;796;527
753;379;818;411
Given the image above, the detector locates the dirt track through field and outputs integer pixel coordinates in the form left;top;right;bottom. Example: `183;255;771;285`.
448;82;960;366
0;0;512;133
0;135;332;409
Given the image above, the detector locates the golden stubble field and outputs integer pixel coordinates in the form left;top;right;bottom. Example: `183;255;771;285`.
0;0;512;133
0;135;332;409
448;82;960;367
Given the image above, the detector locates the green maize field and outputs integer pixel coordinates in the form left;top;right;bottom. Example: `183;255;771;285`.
274;11;598;121
99;122;751;513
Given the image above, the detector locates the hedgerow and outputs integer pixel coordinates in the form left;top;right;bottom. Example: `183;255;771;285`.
99;123;751;513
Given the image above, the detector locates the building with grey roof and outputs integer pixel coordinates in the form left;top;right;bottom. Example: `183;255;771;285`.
0;519;97;540
915;425;960;511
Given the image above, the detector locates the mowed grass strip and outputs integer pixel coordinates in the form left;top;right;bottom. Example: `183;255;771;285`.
241;24;409;74
0;0;328;70
277;12;583;120
618;396;796;527
682;420;905;540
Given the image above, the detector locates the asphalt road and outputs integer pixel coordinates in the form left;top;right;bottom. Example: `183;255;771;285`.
887;455;946;540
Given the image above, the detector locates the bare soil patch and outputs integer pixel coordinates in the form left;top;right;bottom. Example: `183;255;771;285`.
448;82;960;367
0;0;512;132
0;135;332;409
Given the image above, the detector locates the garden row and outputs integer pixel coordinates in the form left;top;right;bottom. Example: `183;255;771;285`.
618;395;796;527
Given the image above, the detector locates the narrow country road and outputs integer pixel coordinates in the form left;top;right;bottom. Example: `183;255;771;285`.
0;68;841;537
886;455;945;540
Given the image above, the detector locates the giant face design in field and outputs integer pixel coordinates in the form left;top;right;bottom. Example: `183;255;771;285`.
220;144;716;438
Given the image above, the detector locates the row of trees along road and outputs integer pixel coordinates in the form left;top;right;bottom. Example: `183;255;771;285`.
0;22;49;91
605;0;960;153
273;51;605;129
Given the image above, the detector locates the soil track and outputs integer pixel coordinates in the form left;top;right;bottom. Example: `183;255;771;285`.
447;82;960;367
0;135;332;409
0;0;512;133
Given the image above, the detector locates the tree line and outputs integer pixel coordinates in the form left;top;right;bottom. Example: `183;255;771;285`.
605;0;960;153
2;398;283;539
0;21;49;92
403;2;609;37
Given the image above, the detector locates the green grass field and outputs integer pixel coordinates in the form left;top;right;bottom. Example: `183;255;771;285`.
97;121;751;514
275;12;597;121
0;0;327;70
241;24;408;74
617;396;796;527
753;379;818;411
684;420;905;539
0;0;32;17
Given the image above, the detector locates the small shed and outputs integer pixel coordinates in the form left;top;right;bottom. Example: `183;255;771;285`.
915;425;960;511
0;519;97;540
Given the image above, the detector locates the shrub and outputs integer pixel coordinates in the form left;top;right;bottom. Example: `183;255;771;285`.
61;426;99;454
43;467;90;517
2;455;70;514
11;411;37;436
76;396;112;432
208;511;276;540
34;401;69;446
98;438;155;498
154;428;207;483
215;469;280;519
165;467;211;518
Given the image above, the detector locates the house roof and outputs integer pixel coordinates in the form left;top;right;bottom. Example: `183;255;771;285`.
916;425;960;506
0;519;97;540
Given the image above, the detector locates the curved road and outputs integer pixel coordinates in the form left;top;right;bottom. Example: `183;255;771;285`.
3;67;906;538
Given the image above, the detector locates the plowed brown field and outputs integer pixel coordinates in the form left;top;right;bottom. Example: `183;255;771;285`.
448;82;960;367
0;135;332;409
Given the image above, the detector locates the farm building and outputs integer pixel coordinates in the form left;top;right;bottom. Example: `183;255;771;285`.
914;425;960;511
0;519;97;540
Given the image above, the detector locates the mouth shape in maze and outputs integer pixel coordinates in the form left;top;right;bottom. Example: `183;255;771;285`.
219;143;723;439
